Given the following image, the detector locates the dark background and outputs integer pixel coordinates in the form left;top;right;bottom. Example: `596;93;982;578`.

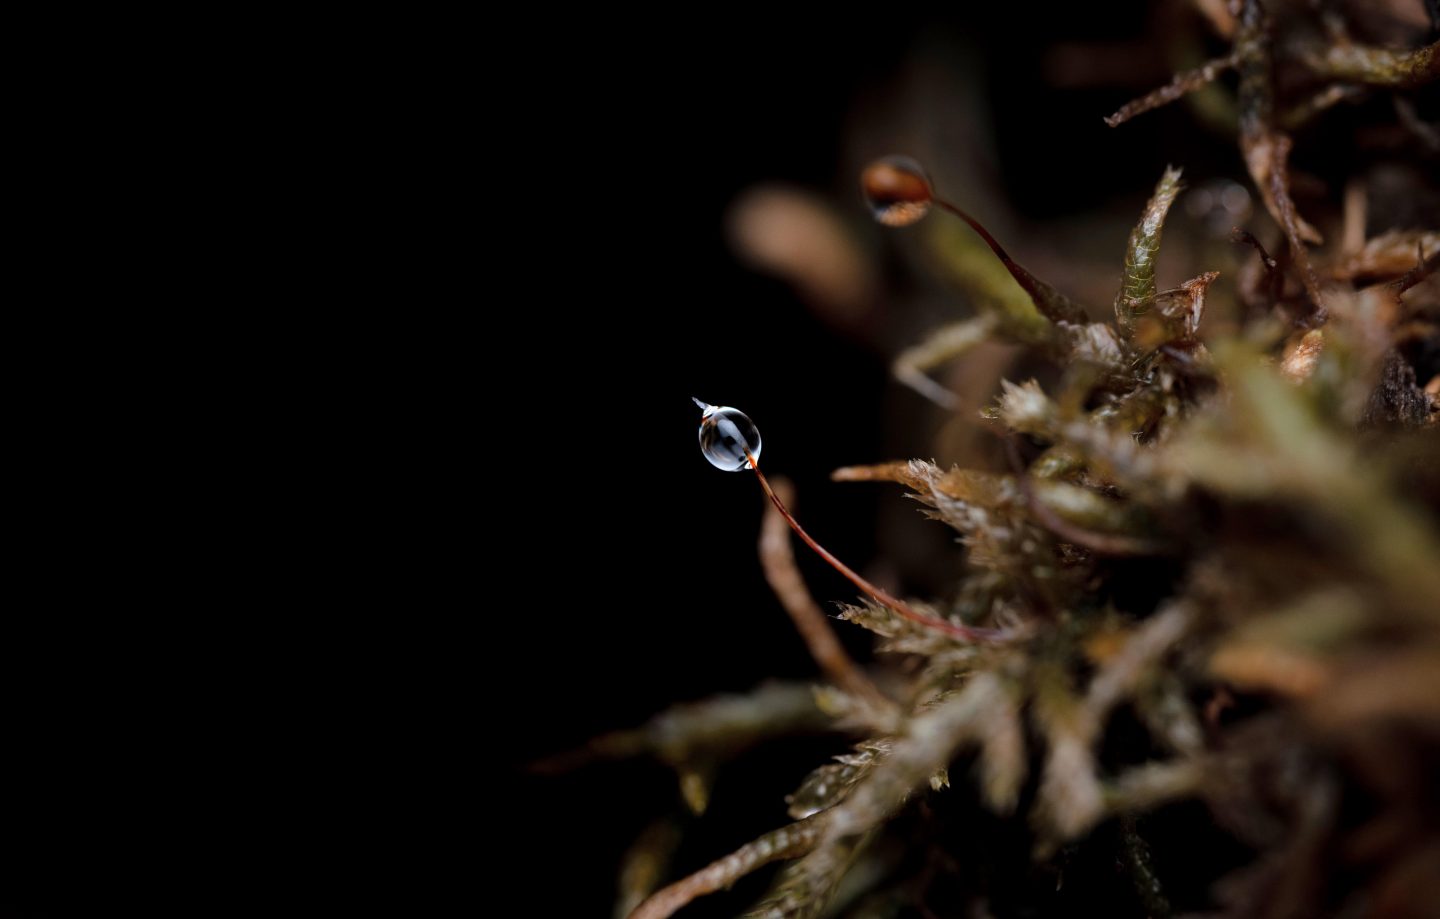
497;4;1238;916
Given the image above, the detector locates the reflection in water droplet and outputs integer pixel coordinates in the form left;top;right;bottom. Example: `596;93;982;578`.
1185;179;1252;238
861;155;933;227
1184;188;1214;220
697;403;762;471
1220;182;1251;215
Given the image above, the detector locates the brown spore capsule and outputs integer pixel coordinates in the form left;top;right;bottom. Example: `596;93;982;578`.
861;155;933;227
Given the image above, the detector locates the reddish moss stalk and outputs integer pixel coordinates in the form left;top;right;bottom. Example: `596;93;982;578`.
758;476;894;715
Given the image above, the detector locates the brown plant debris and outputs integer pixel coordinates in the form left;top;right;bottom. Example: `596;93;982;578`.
1103;55;1238;128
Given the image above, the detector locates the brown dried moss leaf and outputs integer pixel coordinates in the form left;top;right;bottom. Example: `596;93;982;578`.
996;378;1054;436
1308;40;1439;89
1104;57;1238;127
927;466;1020;508
1209;644;1331;698
1279;83;1366;131
1280;329;1324;382
831;460;933;491
1030;443;1086;480
892;314;999;410
841;460;1035;566
1134;271;1219;350
616;817;684;919
745;827;869;919
1032;665;1104;844
975;676;1027;814
1235;1;1322;244
755;674;1006;918
728;185;879;327
838;601;977;657
1305;648;1440;735
1061;321;1125;367
1330;230;1440;284
1084;603;1195;723
1259;134;1327;313
827;672;1004;839
630;815;830;919
1031;479;1150;539
1135;674;1205;756
535;682;832;774
1107;758;1206;814
679;763;716;815
1233;3;1327;320
786;747;882;820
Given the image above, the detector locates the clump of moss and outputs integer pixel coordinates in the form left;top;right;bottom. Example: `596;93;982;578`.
571;5;1439;917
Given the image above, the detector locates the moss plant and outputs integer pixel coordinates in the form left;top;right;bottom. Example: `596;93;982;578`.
556;5;1440;917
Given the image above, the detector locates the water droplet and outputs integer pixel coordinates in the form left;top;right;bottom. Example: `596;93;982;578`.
696;401;762;471
861;155;933;227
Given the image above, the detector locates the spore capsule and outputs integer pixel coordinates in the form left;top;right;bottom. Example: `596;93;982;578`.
861;155;933;227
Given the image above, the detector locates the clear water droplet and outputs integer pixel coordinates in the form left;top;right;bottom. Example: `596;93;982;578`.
861;155;933;227
696;402;762;471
